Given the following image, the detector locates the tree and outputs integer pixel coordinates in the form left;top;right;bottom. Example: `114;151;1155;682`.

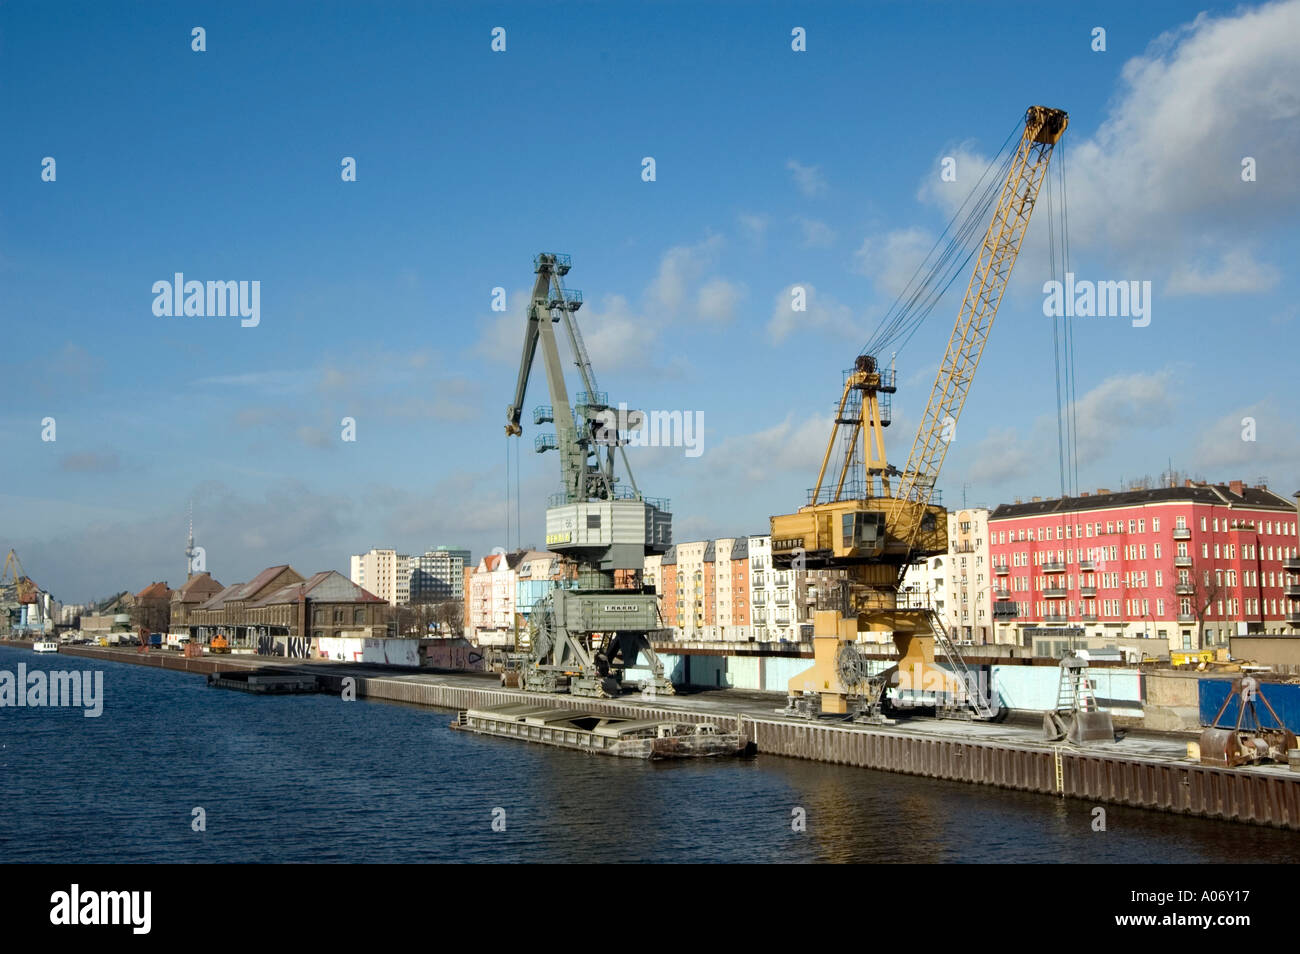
431;600;465;638
1167;557;1222;650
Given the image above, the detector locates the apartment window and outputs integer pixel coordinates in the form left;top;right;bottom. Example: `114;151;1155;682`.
1152;518;1160;532
1129;520;1136;533
1201;517;1208;531
1138;519;1145;532
1176;516;1186;530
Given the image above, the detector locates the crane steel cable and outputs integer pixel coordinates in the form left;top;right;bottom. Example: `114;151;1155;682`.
861;117;1023;359
1062;144;1080;498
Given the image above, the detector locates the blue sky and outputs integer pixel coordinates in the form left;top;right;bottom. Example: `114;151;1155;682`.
3;0;1298;600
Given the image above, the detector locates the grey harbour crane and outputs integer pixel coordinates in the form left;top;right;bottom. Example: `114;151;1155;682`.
504;253;675;697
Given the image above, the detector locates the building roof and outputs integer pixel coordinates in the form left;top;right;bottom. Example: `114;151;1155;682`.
135;581;171;602
198;583;246;611
250;570;386;608
990;483;1294;520
172;572;224;603
234;564;297;601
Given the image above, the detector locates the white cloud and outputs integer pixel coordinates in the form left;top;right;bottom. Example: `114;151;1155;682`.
853;226;933;298
578;294;653;370
1191;400;1299;474
649;235;723;313
700;413;835;483
796;217;836;248
767;283;859;343
738;212;769;241
786;159;828;197
1070;369;1176;459
1166;247;1282;295
695;279;745;323
910;3;1300;294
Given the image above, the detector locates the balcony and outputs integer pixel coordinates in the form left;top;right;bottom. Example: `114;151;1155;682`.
1043;587;1068;598
1078;560;1095;572
1043;563;1066;574
1173;555;1193;568
1043;614;1070;624
1285;584;1300;599
1177;613;1197;623
1288;610;1300;626
1081;614;1099;622
993;604;1018;619
1079;586;1097;598
1173;527;1191;540
994;565;1010;575
1284;556;1300;571
993;590;1012;600
1175;583;1195;596
774;593;789;605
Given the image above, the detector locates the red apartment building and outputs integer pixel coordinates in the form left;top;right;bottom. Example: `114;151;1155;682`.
988;480;1300;652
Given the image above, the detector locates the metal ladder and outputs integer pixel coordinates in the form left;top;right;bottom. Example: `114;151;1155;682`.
927;609;996;719
1055;657;1100;714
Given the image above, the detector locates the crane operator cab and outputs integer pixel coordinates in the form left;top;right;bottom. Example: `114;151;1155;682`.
840;509;886;559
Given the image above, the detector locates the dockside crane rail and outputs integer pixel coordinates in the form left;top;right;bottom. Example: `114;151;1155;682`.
770;106;1068;721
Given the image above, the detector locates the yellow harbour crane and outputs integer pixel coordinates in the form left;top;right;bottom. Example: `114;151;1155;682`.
771;105;1069;719
3;549;38;604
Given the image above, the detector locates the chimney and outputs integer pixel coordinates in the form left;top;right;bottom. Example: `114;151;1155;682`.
1229;480;1244;496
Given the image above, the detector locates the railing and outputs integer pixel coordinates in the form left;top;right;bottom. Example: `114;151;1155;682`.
1177;613;1197;622
533;252;572;272
1282;584;1300;598
1042;562;1066;573
1081;614;1098;622
1077;560;1095;571
1283;556;1300;571
1043;614;1069;624
1079;586;1097;598
1173;555;1193;567
535;434;558;452
1172;527;1191;540
993;590;1012;600
533;405;553;424
1043;587;1067;598
1175;584;1195;596
994;565;1010;575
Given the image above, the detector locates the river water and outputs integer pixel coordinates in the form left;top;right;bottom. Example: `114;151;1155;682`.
1;646;1296;864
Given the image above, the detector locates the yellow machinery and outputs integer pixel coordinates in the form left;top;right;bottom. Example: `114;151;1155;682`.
773;106;1069;717
2;549;38;604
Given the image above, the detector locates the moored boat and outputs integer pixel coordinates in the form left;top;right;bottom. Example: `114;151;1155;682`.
451;703;746;760
32;640;59;653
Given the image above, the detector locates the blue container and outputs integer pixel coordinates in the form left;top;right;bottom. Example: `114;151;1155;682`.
1199;677;1300;732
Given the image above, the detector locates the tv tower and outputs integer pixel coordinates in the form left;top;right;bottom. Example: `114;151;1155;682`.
185;500;197;580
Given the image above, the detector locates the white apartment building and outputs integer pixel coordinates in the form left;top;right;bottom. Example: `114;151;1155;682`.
747;536;797;642
349;548;407;606
946;508;993;644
